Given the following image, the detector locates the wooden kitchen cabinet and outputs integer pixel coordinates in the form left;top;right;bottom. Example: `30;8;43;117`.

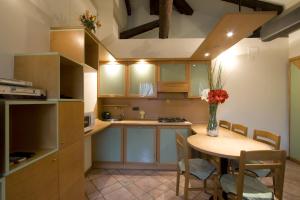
5;152;59;200
189;62;209;97
58;140;84;200
98;63;126;97
157;63;189;92
159;127;190;164
59;101;84;150
92;127;123;162
125;127;156;163
128;63;157;97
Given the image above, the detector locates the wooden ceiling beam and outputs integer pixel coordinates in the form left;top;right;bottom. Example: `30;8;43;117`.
124;0;132;16
150;0;159;15
222;0;283;14
159;0;174;39
119;20;160;39
173;0;193;15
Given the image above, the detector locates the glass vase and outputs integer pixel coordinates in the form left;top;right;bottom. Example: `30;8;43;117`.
207;104;219;137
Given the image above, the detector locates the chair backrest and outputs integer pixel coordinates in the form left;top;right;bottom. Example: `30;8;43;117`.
237;150;286;200
176;133;189;174
219;120;231;130
253;130;281;150
231;124;248;137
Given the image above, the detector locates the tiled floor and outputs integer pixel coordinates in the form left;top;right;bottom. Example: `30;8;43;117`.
85;160;300;200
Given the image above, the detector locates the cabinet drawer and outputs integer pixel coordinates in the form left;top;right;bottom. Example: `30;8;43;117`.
59;102;83;149
59;140;84;200
6;152;59;200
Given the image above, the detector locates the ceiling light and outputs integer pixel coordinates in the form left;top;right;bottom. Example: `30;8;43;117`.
227;31;234;38
204;53;210;57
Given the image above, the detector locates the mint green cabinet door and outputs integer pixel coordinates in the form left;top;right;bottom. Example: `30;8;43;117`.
159;128;190;164
290;63;300;160
126;127;156;163
129;63;156;97
189;63;209;97
99;63;126;96
92;127;122;162
160;64;186;82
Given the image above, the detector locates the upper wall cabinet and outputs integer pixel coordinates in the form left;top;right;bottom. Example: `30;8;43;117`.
98;63;126;97
128;63;157;97
188;62;209;98
50;27;99;70
158;63;189;92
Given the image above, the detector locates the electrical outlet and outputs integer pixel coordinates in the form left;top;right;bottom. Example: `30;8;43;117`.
132;106;140;111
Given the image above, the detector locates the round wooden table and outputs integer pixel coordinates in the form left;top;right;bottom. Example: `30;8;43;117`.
188;125;272;173
188;125;273;200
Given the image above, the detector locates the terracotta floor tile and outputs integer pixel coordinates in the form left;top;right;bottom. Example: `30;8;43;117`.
136;193;154;200
124;183;145;197
100;182;123;195
134;177;162;192
103;187;136;200
92;175;118;190
87;191;102;200
85;180;98;195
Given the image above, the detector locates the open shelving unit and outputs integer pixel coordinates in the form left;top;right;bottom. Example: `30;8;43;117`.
14;52;83;100
50;27;99;70
0;100;58;175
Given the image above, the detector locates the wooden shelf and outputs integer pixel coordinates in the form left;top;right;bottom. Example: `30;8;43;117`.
14;53;83;100
9;148;57;174
0;100;58;175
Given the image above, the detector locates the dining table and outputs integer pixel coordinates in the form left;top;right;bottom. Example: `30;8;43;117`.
188;125;273;199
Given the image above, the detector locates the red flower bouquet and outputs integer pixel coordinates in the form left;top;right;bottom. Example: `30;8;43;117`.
208;89;229;104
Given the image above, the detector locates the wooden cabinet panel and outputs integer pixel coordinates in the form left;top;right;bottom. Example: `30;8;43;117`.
6;153;59;200
92;127;122;162
128;63;157;97
126;127;156;163
59;102;84;149
159;128;190;164
99;64;126;97
59;140;84;200
0;178;5;200
189;63;209;97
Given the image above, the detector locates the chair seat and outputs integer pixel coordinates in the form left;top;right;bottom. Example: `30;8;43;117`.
178;158;215;180
231;160;271;177
220;174;274;200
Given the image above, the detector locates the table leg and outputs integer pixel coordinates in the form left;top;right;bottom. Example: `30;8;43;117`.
209;158;228;200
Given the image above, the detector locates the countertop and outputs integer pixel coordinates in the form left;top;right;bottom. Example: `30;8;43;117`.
84;120;193;137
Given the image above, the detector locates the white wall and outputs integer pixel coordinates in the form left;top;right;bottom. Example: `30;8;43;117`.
0;0;96;79
289;29;300;58
215;38;289;151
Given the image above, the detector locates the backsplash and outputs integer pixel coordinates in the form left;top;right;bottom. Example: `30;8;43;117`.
98;97;209;124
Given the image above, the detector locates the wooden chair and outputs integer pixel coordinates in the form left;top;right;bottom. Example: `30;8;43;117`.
175;133;216;200
253;130;281;150
219;120;231;130
219;150;286;200
231;124;248;137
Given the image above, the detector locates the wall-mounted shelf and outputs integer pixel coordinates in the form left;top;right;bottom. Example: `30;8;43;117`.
0;100;58;175
14;52;83;100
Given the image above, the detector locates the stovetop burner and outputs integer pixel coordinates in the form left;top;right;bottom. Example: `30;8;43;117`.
158;117;186;123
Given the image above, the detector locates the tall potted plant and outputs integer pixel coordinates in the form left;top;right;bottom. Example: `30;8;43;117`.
201;63;229;136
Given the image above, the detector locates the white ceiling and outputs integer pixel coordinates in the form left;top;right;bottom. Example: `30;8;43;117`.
263;0;300;7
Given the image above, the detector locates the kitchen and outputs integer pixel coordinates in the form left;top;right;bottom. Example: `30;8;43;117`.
1;0;300;200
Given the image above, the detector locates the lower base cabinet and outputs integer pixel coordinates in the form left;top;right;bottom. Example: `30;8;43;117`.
5;153;59;200
59;140;84;200
93;127;122;162
159;128;190;164
126;127;156;163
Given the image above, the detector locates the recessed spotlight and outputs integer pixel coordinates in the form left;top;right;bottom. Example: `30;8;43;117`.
204;53;210;57
227;31;234;38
